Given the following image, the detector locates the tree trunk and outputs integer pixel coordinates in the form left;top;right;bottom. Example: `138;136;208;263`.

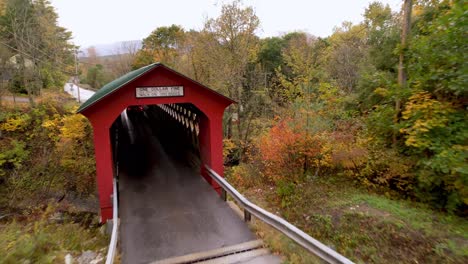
394;0;413;145
226;106;233;139
236;104;242;140
22;66;34;107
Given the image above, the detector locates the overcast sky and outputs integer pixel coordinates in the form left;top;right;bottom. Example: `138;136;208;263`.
49;0;402;47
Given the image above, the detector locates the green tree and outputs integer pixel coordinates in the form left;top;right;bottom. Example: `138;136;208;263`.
257;37;285;74
356;2;400;112
84;64;106;89
364;1;399;73
133;24;185;68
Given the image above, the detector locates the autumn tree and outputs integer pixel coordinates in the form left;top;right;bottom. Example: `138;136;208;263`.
394;0;413;144
0;43;12;105
0;0;74;104
203;0;260;140
356;2;400;111
323;22;367;94
86;46;99;65
110;40;140;77
274;32;320;102
400;0;467;210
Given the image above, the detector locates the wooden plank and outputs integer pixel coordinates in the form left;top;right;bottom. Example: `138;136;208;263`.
151;240;263;264
198;248;270;264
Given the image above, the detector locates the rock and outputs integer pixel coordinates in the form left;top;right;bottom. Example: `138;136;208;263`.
50;212;64;223
77;251;97;264
65;254;73;264
99;225;106;235
90;253;104;264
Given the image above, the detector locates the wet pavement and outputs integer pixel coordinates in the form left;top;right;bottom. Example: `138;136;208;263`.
118;116;255;264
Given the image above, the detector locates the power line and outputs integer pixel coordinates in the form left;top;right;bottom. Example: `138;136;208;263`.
6;29;136;67
4;28;75;70
0;40;75;76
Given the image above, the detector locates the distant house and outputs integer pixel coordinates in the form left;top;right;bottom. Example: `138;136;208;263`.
0;54;34;89
7;54;34;69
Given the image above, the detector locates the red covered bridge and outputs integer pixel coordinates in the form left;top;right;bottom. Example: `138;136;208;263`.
78;63;233;222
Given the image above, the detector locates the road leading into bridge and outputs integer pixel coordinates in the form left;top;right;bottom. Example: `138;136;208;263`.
118;110;279;263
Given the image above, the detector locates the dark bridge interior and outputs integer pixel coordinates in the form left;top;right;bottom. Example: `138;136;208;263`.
116;104;202;175
109;104;254;264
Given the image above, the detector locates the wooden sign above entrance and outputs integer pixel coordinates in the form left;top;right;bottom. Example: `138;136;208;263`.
136;86;184;98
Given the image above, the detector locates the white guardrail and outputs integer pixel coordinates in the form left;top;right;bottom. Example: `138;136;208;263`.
205;165;355;264
105;178;119;264
106;126;119;264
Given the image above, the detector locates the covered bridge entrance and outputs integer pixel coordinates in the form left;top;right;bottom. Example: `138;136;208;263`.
77;63;234;223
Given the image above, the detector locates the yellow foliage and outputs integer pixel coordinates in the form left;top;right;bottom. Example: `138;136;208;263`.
330;135;368;170
223;138;236;159
56;113;89;164
400;92;454;148
59;114;87;142
0;113;31;132
373;87;390;97
42;114;61;140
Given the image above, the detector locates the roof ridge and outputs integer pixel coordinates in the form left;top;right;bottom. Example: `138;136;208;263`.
76;62;235;114
77;63;160;113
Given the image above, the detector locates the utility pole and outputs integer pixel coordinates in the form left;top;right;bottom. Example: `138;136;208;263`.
74;48;81;103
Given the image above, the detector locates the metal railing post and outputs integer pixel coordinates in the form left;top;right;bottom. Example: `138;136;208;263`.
244;209;251;222
221;189;227;202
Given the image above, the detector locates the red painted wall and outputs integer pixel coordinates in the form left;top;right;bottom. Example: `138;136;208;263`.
81;66;232;222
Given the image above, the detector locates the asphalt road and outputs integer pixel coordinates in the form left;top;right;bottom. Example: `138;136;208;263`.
118;111;256;264
1;95;30;103
63;82;95;103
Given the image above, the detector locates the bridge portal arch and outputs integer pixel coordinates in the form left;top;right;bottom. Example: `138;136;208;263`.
77;63;234;222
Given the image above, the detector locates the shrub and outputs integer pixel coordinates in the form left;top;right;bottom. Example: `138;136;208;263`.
227;163;261;189
0;112;31;132
0;140;29;178
0;96;97;206
256;118;331;184
0;206;107;263
355;147;416;196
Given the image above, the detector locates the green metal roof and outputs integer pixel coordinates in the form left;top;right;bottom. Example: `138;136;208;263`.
77;63;160;113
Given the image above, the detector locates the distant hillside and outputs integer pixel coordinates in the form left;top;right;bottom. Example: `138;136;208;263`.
79;40;142;57
79;53;133;68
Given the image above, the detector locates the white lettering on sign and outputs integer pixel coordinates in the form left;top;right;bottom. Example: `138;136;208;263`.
136;86;184;98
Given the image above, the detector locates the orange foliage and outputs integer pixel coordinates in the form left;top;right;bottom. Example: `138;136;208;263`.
256;119;330;183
